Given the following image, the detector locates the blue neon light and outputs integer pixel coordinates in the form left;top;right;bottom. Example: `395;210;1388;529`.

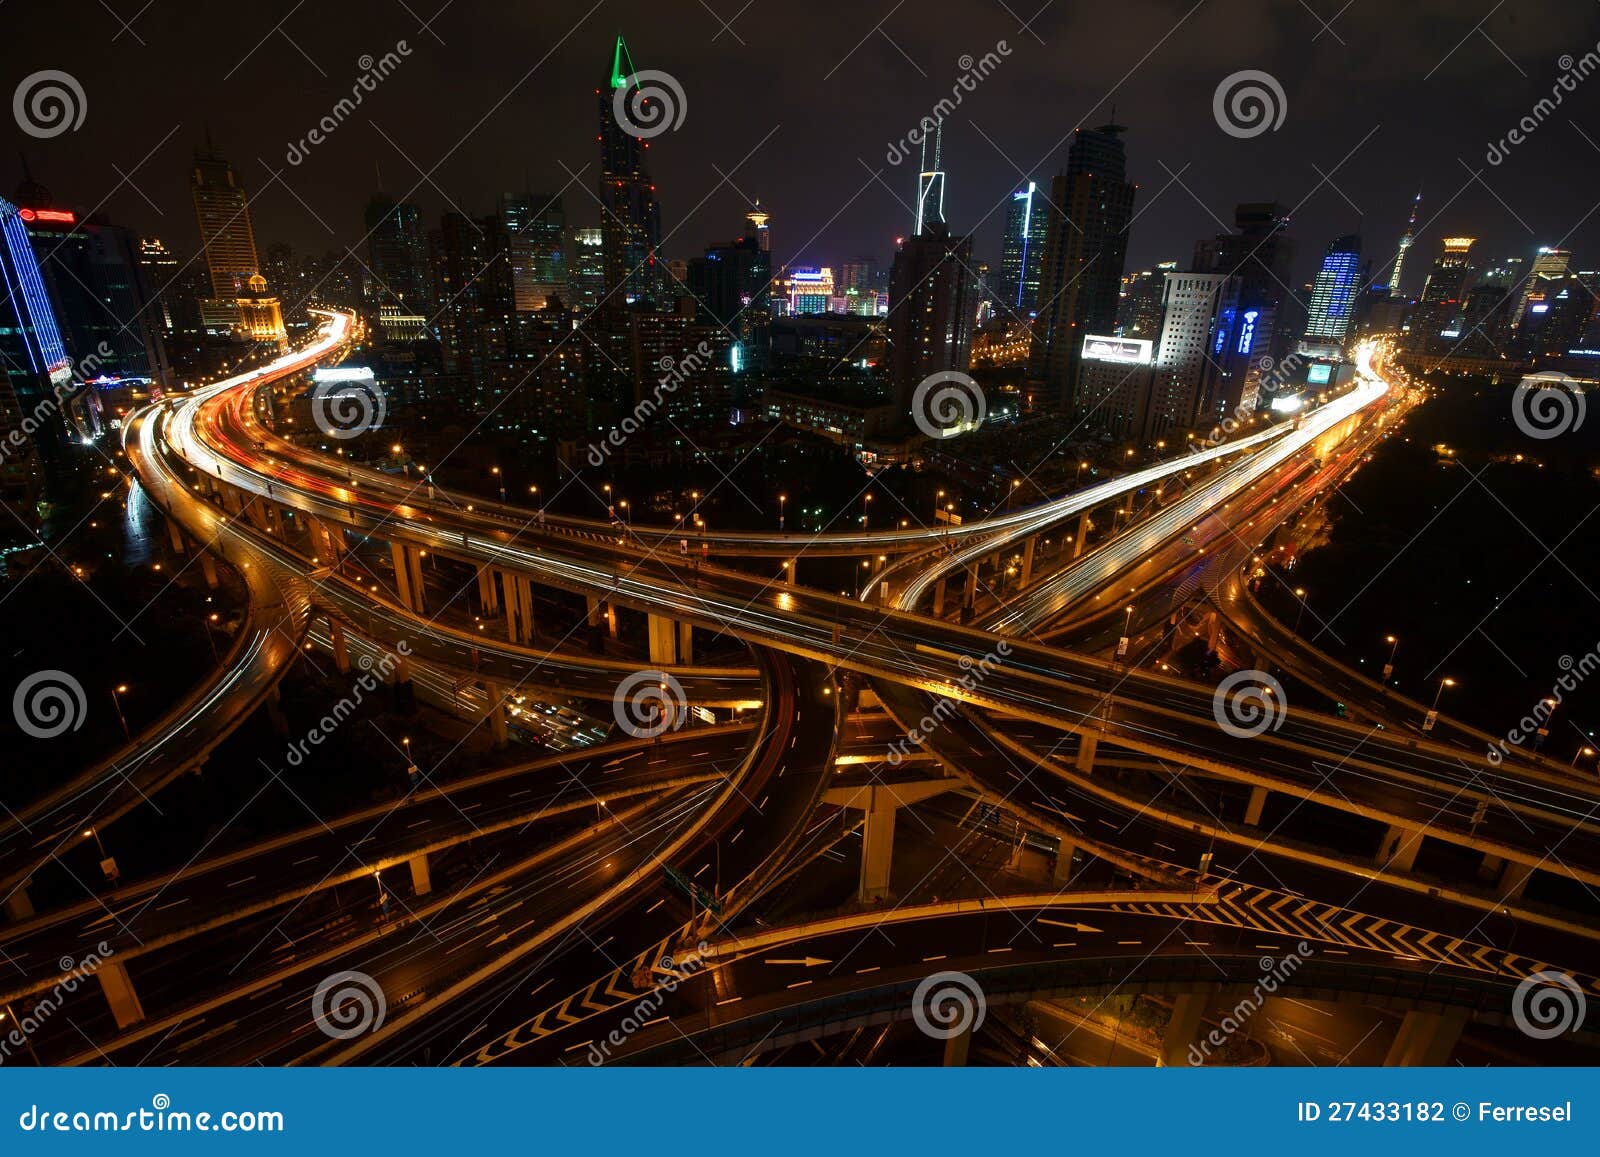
0;200;67;375
1237;309;1259;355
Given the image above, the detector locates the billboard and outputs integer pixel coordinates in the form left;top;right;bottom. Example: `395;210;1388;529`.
1081;335;1152;364
1306;363;1332;385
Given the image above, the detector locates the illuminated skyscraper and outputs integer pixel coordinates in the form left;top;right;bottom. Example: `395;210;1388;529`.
914;125;947;236
364;195;432;312
568;226;605;313
1029;122;1137;410
1512;246;1572;330
597;35;665;307
190;144;282;340
500;193;567;311
998;181;1048;317
1409;236;1475;351
1303;234;1363;344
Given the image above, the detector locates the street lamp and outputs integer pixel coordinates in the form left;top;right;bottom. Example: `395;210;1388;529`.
778;493;786;530
1293;588;1308;632
109;684;130;741
1382;634;1398;682
1571;745;1596;769
1423;677;1455;732
492;466;505;503
1118;604;1135;659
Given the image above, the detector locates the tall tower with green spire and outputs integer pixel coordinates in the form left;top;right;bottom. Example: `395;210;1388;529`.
597;34;665;308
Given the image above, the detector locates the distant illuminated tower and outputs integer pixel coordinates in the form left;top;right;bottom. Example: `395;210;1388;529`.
1387;189;1422;299
1410;236;1476;351
745;201;770;253
1513;246;1572;330
914;123;946;236
568;226;605;312
1303;234;1363;343
190;143;281;338
597;34;665;307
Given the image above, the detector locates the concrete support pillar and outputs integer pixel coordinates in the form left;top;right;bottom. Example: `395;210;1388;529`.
1384;1008;1468;1066
478;566;500;614
1245;785;1269;827
1072;511;1090;559
408;852;432;897
200;551;219;589
330;620;351;675
166;518;186;553
1075;733;1098;773
308;517;338;565
221;486;244;516
3;884;34;922
586;596;604;628
1498;859;1535;900
504;572;528;645
933;578;947;618
515;575;535;644
391;542;423;613
485;682;509;746
607;602;618;639
1052;839;1077;885
99;961;146;1029
677;621;693;665
1377;824;1422;873
860;791;898;902
942;1021;974;1066
783;558;796;586
963;566;978;609
648;614;678;666
1160;987;1216;1067
1020;536;1037;587
405;544;426;613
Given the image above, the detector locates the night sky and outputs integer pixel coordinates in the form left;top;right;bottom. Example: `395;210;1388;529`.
8;0;1600;284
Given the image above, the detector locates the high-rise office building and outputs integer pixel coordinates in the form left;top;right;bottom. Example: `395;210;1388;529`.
784;267;834;315
1148;271;1252;436
887;129;977;425
1387;189;1422;298
597;35;665;307
0;194;70;523
1512;247;1572;330
1194;203;1296;385
1303;234;1363;344
569;226;605;313
998;181;1049;317
500;193;567;311
1409;237;1476;352
190;144;283;340
1029;122;1137;410
1116;263;1175;340
365;195;432;312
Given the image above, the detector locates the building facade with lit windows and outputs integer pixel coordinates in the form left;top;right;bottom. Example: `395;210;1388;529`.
189;145;285;343
998;181;1048;319
1303;234;1363;344
598;36;666;307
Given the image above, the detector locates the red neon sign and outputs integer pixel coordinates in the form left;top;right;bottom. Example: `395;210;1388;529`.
17;208;76;224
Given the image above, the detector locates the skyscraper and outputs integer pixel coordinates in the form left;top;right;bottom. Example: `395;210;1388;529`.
190;143;282;340
1149;271;1249;435
915;130;947;236
1303;234;1363;344
1387;189;1422;298
598;35;665;307
1409;236;1475;352
499;193;567;311
1029;122;1137;410
568;226;605;313
998;181;1049;317
887;124;977;425
364;195;432;312
1193;202;1297;395
1512;246;1572;330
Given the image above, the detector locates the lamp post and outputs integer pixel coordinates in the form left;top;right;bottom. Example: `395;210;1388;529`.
1423;677;1455;732
1292;588;1308;633
1382;634;1398;682
1118;604;1134;659
1571;745;1596;769
778;493;786;530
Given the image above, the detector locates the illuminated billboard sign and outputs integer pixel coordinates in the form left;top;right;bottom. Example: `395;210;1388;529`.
18;208;76;225
312;367;376;383
1306;363;1332;385
1081;335;1152;364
